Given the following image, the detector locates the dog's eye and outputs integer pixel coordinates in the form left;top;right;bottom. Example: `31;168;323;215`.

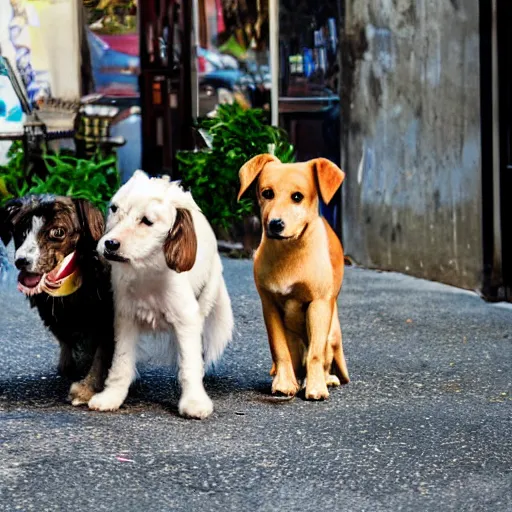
291;192;304;203
141;216;153;226
49;227;66;240
110;204;118;213
262;189;274;200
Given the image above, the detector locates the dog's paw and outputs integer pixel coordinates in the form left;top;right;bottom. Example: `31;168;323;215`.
271;373;300;397
69;380;96;406
178;393;214;419
88;389;125;412
325;374;341;387
305;382;329;401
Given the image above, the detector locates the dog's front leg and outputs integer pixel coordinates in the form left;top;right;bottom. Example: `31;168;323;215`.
57;342;77;379
305;299;333;400
260;291;300;396
88;316;139;412
69;335;115;406
175;319;213;419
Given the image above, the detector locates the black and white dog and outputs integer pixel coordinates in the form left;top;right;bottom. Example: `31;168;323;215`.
0;195;114;404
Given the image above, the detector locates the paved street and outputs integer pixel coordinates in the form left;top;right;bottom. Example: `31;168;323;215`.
0;250;511;511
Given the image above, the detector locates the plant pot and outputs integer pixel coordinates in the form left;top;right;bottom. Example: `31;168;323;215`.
214;214;261;258
242;215;261;254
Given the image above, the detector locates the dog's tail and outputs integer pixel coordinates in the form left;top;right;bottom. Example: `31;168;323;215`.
203;277;234;369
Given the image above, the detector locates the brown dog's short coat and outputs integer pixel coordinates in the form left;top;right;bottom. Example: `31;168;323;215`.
238;154;349;400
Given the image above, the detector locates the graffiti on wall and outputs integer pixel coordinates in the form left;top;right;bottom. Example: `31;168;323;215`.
1;0;52;102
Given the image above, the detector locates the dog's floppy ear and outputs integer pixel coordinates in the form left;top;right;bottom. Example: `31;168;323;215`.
73;198;105;242
164;208;197;273
0;198;24;246
310;158;345;204
238;154;280;201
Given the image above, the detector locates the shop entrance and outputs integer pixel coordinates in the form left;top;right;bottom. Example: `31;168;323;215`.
481;0;512;301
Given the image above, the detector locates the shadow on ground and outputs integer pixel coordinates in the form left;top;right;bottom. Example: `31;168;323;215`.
0;256;511;512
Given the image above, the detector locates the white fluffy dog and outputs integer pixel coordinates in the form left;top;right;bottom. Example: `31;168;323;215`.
86;171;234;419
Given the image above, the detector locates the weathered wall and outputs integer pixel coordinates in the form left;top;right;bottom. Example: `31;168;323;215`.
341;1;483;290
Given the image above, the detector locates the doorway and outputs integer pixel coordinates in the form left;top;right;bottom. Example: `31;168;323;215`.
481;0;512;301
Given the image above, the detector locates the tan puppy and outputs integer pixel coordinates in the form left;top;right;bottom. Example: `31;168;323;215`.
238;154;349;400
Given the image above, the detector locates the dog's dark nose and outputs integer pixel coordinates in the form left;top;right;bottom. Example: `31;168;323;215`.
105;239;120;252
15;257;30;270
268;219;285;235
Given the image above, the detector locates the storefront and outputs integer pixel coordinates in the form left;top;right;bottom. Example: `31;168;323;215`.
0;0;342;240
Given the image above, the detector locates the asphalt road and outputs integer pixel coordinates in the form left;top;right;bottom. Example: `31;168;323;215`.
0;251;511;511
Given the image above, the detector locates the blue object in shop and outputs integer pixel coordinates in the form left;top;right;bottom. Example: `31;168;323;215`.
110;112;142;184
0;97;23;122
302;49;314;78
320;199;337;232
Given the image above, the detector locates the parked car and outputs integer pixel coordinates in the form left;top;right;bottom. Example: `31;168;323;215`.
87;28;139;97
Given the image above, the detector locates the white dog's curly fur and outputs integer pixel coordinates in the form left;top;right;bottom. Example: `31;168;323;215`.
86;171;234;419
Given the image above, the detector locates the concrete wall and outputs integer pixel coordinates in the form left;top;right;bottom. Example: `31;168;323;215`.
340;1;483;290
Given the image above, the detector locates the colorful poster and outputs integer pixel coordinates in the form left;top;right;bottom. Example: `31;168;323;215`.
0;0;80;163
0;0;80;102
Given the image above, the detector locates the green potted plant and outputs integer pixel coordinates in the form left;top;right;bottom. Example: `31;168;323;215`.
177;102;294;254
0;142;120;211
